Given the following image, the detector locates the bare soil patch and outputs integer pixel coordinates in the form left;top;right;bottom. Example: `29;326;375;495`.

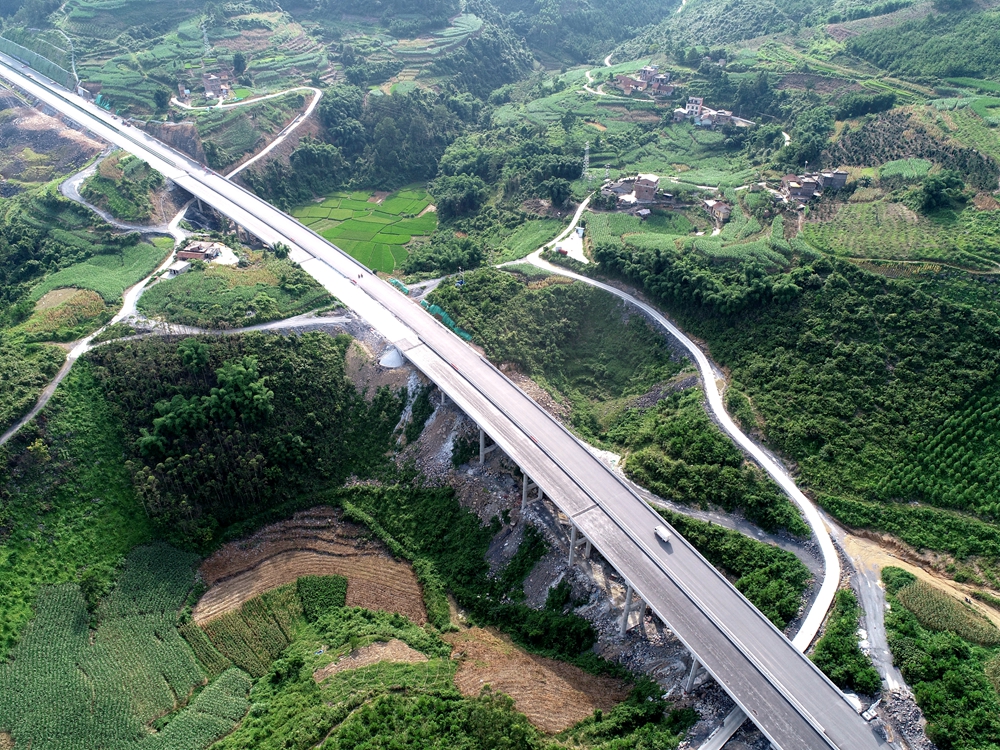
974;193;1000;211
313;638;428;682
194;506;426;625
844;533;1000;630
34;287;81;311
499;363;570;420
368;191;390;204
445;627;630;734
343;339;414;399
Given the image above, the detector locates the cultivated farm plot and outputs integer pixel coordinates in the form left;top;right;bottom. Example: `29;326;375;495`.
291;188;437;273
30;240;172;303
194;506;428;626
391;13;483;60
802;201;1000;269
0;543;252;750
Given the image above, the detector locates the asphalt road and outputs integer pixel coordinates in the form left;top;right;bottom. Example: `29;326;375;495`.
0;57;887;750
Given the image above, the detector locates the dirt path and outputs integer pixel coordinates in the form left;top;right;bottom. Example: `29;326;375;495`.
313;639;428;682
844;533;1000;631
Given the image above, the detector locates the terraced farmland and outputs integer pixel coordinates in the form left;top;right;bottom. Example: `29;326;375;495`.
392;13;483;60
291;188;437;273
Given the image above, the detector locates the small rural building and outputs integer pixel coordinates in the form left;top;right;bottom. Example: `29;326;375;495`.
819;170;849;190
638;65;660;81
685;97;705;117
781;174;820;201
202;71;231;99
634;174;660;202
176;240;226;262
166;260;191;277
703;199;732;222
614;74;647;95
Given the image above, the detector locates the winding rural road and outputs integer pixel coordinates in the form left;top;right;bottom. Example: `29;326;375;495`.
518;207;848;749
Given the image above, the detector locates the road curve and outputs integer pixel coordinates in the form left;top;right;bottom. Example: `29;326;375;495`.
524;246;841;652
0;56;886;750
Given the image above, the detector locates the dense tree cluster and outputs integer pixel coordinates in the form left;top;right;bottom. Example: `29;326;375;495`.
590;241;1000;535
847;9;1000;80
86;333;407;547
825;111;1000;191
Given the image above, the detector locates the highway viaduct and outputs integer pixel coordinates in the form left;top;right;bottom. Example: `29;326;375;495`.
0;57;891;750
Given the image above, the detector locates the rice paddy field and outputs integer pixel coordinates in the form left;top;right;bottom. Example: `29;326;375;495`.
291;188;438;274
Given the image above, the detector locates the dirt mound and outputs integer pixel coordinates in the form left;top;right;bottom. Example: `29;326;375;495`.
194;507;426;625
445;627;630;734
313;638;428;682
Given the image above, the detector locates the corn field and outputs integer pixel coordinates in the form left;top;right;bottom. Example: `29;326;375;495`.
0;544;240;750
897;580;1000;646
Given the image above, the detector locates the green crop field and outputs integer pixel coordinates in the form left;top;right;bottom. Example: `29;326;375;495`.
31;239;172;303
802;202;1000;269
291;188;437;273
0;544;255;750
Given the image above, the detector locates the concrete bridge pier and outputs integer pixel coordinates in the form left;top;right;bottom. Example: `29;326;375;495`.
479;427;497;464
684;657;707;693
567;523;590;566
521;474;543;512
618;584;647;637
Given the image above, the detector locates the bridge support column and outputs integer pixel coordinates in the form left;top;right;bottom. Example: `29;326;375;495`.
568;523;589;566
479;427;497;464
521;474;542;513
196;197;204;213
684;657;705;693
619;585;634;637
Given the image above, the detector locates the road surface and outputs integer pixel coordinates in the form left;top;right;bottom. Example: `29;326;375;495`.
0;55;888;750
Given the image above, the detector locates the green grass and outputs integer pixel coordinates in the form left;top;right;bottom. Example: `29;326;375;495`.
494;218;564;262
136;253;332;328
0;337;65;433
0;362;153;657
877;158;933;181
31;240;171;303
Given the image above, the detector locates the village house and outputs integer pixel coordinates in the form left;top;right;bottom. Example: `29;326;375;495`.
601;174;676;211
634;174;660;202
780;170;848;201
674;96;755;128
176;240;226;262
614;66;673;96
202;70;232;99
703;199;732;223
613;74;646;95
166;260;191;277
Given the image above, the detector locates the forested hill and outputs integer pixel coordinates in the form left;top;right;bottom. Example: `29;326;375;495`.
313;0;460;35
498;0;680;63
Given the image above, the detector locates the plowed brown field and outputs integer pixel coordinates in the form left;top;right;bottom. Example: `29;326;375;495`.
445;627;630;734
194;507;426;625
